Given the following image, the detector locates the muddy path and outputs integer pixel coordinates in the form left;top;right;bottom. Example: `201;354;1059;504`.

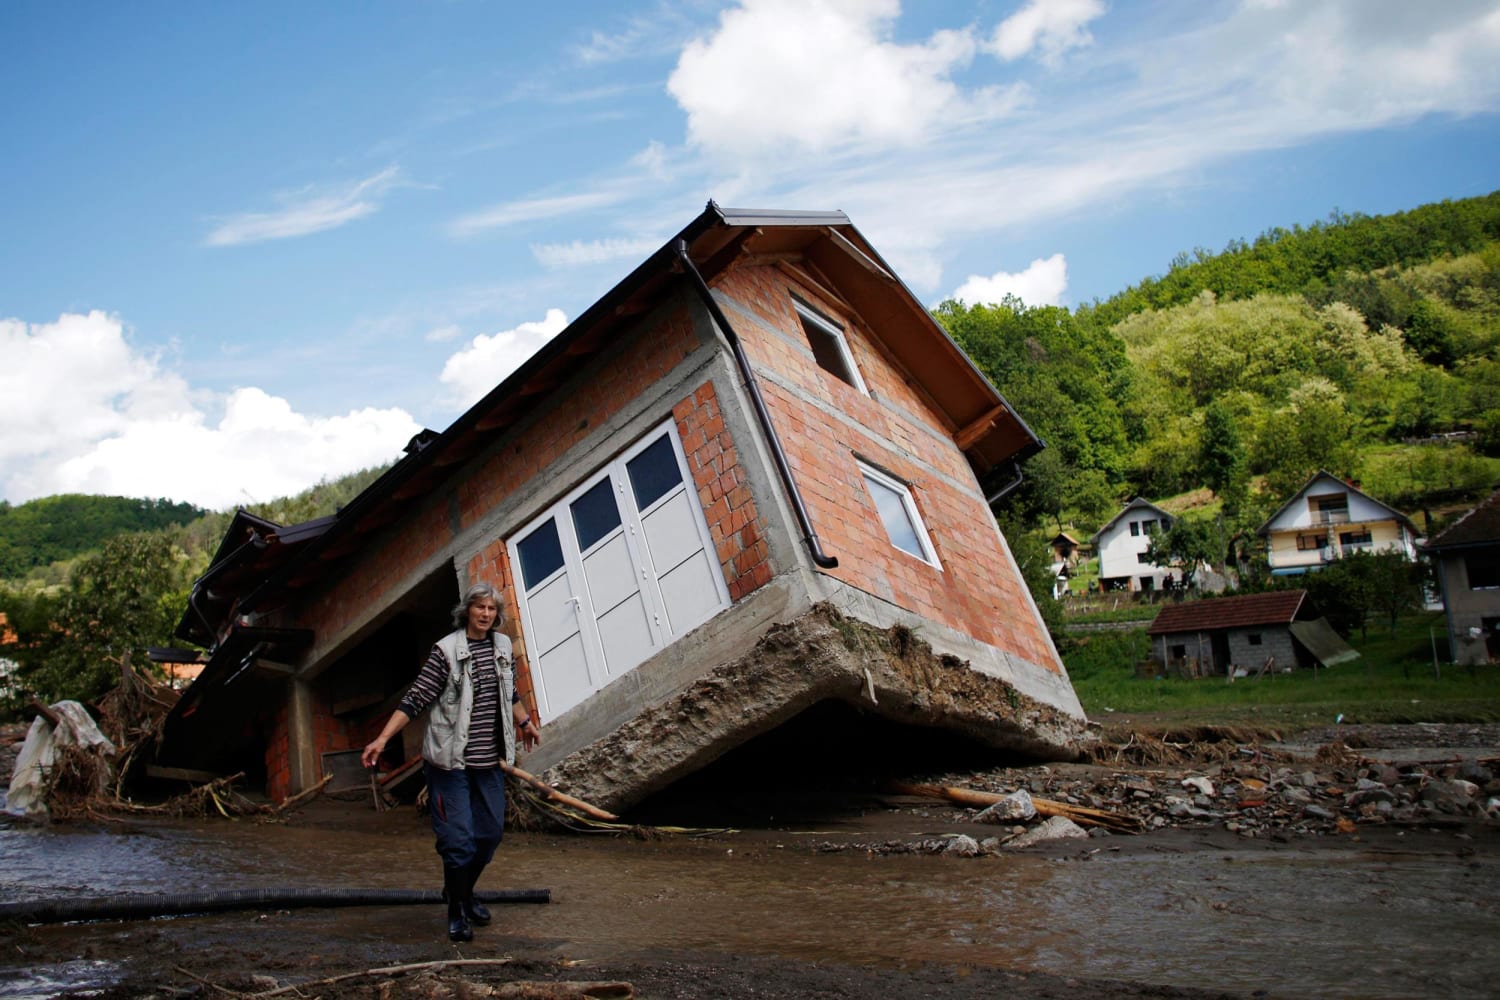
4;723;1499;999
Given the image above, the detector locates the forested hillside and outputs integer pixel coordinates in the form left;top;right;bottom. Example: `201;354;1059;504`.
0;495;205;578
936;189;1500;564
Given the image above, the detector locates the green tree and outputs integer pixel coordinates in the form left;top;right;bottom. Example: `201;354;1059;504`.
13;535;185;704
1198;401;1246;497
1144;515;1222;587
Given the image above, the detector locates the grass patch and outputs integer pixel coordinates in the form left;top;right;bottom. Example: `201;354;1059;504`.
1063;611;1500;730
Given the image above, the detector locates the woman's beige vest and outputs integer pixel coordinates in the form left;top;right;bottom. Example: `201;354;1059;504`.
421;629;516;770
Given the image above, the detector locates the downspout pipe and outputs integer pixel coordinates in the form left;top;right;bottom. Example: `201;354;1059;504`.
982;458;1025;512
676;240;838;570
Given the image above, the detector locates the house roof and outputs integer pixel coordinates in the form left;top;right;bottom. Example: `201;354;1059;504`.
1147;590;1310;635
1090;498;1173;544
1424;487;1500;552
202;202;1041;634
1256;470;1417;537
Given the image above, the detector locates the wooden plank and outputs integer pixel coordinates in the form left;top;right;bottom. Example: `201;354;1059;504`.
146;765;223;784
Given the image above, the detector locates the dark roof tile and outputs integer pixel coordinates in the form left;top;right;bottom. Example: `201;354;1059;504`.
1147;590;1309;635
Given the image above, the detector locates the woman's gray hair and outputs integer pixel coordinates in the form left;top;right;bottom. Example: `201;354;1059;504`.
451;582;504;629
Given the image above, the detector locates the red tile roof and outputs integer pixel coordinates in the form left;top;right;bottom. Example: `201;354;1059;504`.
1425;488;1500;550
1147;590;1309;635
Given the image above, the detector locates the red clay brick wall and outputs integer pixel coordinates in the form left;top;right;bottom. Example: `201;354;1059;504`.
672;382;770;600
712;264;1061;673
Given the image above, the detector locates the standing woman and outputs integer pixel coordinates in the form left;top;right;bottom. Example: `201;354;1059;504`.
362;583;542;942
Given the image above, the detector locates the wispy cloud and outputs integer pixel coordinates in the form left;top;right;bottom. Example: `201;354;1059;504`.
531;236;663;269
448;190;626;238
205;166;403;247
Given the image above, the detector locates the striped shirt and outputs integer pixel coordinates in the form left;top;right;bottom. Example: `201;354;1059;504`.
398;635;517;769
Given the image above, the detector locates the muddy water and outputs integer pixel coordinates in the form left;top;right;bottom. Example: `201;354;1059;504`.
3;817;1497;999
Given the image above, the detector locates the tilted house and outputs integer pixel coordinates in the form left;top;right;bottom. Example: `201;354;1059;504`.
1424;487;1500;666
157;204;1088;810
1146;590;1357;677
1091;498;1175;592
1257;471;1418;577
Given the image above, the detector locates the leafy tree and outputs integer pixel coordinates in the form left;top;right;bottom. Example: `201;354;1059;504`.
996;511;1066;644
1198;401;1245;498
1303;550;1426;642
11;535;185;704
1144;515;1223;587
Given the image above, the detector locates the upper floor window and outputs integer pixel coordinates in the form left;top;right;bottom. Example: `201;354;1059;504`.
1467;554;1500;590
1296;532;1330;551
793;299;868;394
1310;493;1350;524
1340;529;1373;547
1129;521;1140;537
859;462;940;568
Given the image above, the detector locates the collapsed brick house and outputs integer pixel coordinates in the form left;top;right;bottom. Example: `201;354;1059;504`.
157;204;1088;810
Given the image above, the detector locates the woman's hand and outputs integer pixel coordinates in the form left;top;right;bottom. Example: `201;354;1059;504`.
361;737;386;769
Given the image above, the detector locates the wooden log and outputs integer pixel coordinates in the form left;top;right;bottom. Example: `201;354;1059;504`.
499;761;618;821
888;781;1140;832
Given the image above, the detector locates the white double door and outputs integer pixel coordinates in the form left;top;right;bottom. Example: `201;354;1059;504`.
508;421;731;720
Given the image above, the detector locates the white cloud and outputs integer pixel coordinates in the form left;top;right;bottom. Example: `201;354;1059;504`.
667;0;1004;158
988;0;1105;63
438;309;570;408
448;190;626;237
531;237;662;269
0;312;422;509
424;324;463;343
950;253;1069;307
205;166;402;247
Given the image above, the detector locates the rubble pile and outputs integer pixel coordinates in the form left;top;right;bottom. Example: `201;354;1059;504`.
814;729;1500;857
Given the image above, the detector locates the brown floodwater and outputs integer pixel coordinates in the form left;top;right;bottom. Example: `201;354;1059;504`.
2;814;1497;999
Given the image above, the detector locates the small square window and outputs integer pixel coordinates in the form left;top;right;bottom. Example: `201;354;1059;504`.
1248;633;1263;646
794;300;867;393
859;462;939;567
1136;551;1152;563
1129;521;1140;537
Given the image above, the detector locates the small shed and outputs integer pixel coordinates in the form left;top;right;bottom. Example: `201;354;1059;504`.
1146;590;1357;677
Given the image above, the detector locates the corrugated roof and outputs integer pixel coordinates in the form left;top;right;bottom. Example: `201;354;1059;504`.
1424;487;1500;551
1147;590;1309;635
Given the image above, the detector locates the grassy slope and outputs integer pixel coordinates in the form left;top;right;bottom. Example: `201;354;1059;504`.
1064;610;1500;732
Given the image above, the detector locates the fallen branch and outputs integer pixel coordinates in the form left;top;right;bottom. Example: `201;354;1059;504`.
271;773;332;815
236;958;518;998
889;781;1142;834
500;761;617;821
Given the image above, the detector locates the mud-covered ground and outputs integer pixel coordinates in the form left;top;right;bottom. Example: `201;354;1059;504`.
5;721;1499;1000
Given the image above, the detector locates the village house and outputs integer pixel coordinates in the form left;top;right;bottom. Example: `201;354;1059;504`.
1256;470;1418;577
1146;590;1358;678
1091;498;1175;592
1424;487;1500;666
156;204;1088;811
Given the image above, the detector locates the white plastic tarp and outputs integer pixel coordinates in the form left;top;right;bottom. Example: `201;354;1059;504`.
4;701;117;817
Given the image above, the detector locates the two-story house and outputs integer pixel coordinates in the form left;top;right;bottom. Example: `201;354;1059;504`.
1257;471;1418;576
1091;498;1175;592
155;203;1088;812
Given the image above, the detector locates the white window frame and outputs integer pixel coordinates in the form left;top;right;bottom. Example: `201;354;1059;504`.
858;461;941;569
793;299;869;395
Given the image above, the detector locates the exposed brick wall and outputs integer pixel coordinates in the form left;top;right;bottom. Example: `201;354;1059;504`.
712;265;1061;673
456;304;700;534
673;381;770;600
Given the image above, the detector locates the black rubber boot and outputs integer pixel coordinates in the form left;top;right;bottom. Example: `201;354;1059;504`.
443;865;472;942
465;860;491;926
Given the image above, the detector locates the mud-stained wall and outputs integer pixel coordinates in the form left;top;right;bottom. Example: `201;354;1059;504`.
710;264;1062;675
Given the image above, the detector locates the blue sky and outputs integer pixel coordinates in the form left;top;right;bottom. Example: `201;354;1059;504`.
3;0;1499;509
